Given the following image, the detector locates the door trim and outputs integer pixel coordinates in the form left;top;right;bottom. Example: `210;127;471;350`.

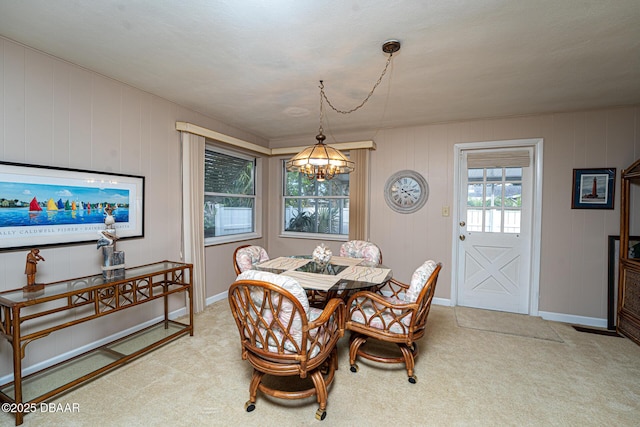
451;138;543;315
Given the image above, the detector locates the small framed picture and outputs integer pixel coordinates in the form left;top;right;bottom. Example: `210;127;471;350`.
571;168;616;209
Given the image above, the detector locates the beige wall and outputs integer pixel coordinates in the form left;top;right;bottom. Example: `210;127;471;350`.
0;37;268;376
269;108;640;322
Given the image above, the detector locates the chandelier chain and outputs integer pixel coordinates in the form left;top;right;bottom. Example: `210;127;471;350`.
320;52;395;115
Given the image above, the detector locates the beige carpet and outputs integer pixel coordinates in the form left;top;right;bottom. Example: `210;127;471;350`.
2;302;640;426
455;306;564;342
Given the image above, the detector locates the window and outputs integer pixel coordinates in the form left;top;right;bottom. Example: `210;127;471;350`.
466;167;522;233
204;147;259;244
282;162;349;239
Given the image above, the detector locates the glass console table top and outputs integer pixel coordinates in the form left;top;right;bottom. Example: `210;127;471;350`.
0;261;189;305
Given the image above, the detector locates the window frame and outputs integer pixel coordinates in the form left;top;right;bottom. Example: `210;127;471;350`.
280;159;349;241
204;144;262;246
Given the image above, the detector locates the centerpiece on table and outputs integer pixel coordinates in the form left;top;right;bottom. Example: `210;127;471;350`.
312;244;332;271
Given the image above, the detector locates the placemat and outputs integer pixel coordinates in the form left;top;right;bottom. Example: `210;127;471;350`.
256;257;310;271
338;266;392;284
280;271;340;291
329;256;364;266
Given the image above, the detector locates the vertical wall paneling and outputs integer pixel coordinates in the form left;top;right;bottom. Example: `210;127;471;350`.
53;61;71;165
91;76;121;171
120;86;142;174
25;49;54;165
68;66;92;168
4;41;26;161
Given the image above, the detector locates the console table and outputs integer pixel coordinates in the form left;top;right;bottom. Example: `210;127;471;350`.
0;260;193;425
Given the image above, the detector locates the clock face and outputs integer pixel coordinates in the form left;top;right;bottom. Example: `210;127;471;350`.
384;170;428;213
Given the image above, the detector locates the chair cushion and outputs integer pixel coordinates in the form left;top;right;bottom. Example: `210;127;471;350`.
339;240;381;264
405;260;437;303
235;246;269;273
349;299;410;334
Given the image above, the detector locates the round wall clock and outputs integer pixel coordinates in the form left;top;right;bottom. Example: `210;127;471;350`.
384;170;429;214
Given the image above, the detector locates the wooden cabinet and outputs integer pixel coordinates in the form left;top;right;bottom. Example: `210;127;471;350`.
618;159;640;344
0;261;193;425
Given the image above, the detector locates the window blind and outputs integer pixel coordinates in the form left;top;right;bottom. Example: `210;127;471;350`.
467;150;530;168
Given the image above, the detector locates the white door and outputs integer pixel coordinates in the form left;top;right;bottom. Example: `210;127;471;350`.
456;147;534;314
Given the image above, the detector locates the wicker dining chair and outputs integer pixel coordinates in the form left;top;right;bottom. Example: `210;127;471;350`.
228;270;345;421
345;260;441;383
233;244;269;275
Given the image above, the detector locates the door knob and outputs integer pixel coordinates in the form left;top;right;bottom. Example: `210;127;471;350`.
459;221;466;227
459;235;466;241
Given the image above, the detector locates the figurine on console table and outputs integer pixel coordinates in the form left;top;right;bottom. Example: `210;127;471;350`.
97;204;125;281
24;248;45;292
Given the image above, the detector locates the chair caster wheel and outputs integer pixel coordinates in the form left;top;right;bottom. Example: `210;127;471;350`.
245;401;256;412
350;364;359;373
315;408;327;420
408;375;417;384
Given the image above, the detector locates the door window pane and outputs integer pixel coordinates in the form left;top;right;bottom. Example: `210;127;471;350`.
504;209;521;233
484;209;502;233
468;168;484;182
485;183;503;207
505;167;522;181
467;184;483;207
466;209;483;232
486;168;503;181
504;183;521;207
466;166;523;234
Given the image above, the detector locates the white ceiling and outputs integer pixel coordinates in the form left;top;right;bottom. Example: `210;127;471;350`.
1;0;639;142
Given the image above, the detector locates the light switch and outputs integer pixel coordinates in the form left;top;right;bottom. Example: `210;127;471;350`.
442;206;450;217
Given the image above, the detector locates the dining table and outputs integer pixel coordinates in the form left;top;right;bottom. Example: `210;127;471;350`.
254;255;393;296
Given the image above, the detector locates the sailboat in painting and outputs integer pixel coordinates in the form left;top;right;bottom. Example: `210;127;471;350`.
29;197;42;211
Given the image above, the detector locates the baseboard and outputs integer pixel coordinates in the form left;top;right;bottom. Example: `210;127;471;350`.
206;291;228;306
538;310;606;328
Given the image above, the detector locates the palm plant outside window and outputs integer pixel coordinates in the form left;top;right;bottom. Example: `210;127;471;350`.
204;148;256;242
283;162;349;237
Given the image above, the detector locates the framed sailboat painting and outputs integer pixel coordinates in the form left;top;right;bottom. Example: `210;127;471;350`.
0;161;144;251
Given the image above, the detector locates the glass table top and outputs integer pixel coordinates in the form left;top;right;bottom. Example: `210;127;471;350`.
0;261;190;306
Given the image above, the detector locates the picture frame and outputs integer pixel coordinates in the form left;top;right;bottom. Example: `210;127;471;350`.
571;168;616;209
607;235;640;330
0;161;144;251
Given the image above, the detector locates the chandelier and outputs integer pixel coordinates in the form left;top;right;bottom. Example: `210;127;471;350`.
286;40;401;181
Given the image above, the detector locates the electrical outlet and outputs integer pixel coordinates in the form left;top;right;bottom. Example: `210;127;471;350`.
442;206;450;217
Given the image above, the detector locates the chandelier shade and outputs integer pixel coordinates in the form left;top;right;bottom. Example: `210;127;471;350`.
285;132;355;181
